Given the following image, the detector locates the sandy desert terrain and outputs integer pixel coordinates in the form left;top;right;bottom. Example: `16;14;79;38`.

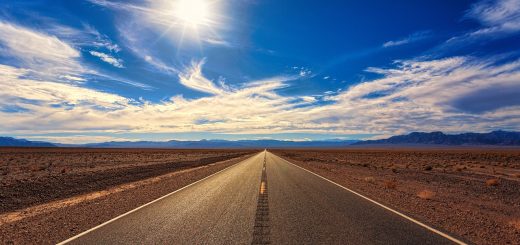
272;148;520;244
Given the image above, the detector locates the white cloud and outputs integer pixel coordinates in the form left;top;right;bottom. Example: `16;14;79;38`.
466;0;520;30
89;51;125;68
0;21;85;79
326;56;520;134
383;31;431;48
445;0;520;45
0;20;151;92
299;68;312;77
178;59;227;94
83;24;122;52
300;96;317;103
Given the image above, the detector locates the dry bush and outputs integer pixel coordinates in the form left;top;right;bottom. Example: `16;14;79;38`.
424;165;433;171
384;180;398;189
28;164;46;172
509;220;520;230
417;190;435;200
455;165;466;172
363;177;375;183
485;178;500;186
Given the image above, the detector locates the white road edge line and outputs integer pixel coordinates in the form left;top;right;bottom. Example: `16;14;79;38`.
57;152;262;245
270;152;467;245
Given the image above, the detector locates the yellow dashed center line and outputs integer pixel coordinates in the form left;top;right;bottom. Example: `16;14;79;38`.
260;182;266;194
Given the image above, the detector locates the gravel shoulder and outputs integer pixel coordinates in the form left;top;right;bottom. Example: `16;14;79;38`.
271;148;520;245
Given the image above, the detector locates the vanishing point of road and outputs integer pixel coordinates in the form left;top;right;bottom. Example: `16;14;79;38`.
59;151;465;245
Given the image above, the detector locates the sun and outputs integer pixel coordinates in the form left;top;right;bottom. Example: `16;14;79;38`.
175;0;211;26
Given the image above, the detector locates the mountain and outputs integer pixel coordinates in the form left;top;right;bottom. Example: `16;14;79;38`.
80;139;359;149
355;131;520;146
5;131;519;148
0;137;56;147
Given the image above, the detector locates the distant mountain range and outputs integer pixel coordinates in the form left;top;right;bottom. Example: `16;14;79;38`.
354;131;520;146
2;131;520;148
0;137;56;147
76;139;359;149
0;137;357;148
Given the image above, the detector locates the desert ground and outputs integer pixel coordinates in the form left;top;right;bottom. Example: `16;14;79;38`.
0;148;255;244
272;147;520;244
1;147;519;244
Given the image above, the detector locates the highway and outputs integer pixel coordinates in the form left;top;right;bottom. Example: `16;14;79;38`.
60;151;463;244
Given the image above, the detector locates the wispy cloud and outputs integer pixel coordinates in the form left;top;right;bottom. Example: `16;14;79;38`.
44;22;121;53
445;0;520;45
178;59;227;94
382;30;432;48
82;24;122;52
89;51;125;68
465;0;520;32
0;20;150;91
327;55;520;134
0;21;85;79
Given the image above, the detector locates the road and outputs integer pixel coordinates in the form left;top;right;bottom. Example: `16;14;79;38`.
60;151;463;245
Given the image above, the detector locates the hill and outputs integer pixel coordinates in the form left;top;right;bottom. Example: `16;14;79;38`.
0;137;56;147
355;131;520;146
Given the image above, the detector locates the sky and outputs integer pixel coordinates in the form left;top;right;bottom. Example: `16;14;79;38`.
1;0;520;143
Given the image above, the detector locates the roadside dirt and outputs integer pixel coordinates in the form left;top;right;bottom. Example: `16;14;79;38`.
272;148;520;245
0;148;254;213
0;148;256;244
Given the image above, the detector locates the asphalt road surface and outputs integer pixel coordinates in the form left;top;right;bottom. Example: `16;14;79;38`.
60;151;463;245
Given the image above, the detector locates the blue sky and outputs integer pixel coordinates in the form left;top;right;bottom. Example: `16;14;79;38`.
1;0;520;143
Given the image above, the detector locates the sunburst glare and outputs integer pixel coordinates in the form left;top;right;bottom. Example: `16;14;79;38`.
175;0;211;26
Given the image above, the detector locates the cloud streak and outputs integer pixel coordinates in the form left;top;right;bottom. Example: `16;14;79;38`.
445;0;520;45
178;59;227;94
89;51;125;68
383;31;432;48
0;21;85;79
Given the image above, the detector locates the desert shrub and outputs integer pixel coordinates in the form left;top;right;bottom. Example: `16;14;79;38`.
509;220;520;230
28;164;46;172
455;165;466;172
363;177;375;183
485;178;499;186
417;190;435;200
384;180;398;189
424;165;433;171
